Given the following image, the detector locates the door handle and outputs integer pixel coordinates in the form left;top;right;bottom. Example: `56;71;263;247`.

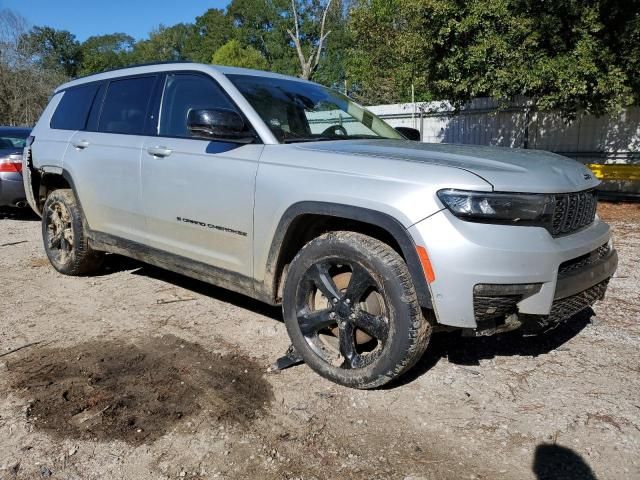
72;139;90;149
147;146;172;158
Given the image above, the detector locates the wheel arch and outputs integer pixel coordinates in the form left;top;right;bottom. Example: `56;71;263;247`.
25;166;76;215
264;201;433;309
28;167;89;225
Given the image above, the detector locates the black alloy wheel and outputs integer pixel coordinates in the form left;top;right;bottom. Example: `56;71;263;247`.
283;231;432;389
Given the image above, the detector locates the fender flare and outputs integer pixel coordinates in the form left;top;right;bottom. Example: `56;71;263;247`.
23;164;78;217
35;168;91;230
264;201;433;308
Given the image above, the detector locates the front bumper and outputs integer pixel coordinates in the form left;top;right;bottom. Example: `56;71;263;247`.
0;172;26;207
409;209;616;329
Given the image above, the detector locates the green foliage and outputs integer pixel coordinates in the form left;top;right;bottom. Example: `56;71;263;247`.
348;0;638;115
184;9;234;63
212;39;269;70
286;0;351;82
132;23;195;63
6;0;638;118
20;26;82;76
227;0;298;75
311;1;353;88
347;0;429;104
79;33;135;75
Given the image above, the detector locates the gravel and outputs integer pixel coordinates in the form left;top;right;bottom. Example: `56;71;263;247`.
0;203;638;479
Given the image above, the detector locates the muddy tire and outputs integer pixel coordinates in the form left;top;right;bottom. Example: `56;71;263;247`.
282;231;432;389
42;189;103;275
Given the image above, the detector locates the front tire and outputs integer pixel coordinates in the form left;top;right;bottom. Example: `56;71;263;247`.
282;231;432;389
42;189;103;275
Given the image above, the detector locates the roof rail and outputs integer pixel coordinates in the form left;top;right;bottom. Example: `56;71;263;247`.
72;60;198;81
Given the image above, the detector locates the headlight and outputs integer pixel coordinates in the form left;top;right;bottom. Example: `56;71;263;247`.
437;189;555;224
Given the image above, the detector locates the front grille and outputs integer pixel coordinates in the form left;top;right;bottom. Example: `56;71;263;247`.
558;243;610;276
550;190;597;236
547;280;609;323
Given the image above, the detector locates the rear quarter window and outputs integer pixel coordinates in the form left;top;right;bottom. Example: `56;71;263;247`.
50;84;100;130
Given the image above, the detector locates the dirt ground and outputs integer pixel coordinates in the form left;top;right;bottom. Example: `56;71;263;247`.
0;202;638;480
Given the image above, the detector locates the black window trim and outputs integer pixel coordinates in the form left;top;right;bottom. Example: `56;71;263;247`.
85;81;107;132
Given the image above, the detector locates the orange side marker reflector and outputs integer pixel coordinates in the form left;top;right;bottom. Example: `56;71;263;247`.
416;246;436;284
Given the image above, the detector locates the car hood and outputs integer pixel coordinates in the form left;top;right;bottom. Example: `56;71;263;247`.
295;139;599;193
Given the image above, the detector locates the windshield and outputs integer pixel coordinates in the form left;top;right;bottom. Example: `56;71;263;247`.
0;130;29;149
227;74;402;143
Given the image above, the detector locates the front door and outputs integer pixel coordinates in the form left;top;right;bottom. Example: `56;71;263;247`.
140;72;262;278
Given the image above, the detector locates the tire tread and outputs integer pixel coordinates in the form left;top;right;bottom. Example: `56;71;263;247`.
42;189;103;276
285;231;432;389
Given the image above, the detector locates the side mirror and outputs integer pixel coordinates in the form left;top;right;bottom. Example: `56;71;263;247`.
187;108;255;143
395;126;421;141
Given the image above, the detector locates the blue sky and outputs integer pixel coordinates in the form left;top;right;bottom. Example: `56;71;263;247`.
0;0;229;41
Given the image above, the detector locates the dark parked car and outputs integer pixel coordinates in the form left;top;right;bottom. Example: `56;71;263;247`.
0;126;31;208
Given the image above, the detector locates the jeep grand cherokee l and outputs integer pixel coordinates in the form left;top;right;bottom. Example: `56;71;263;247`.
23;63;618;388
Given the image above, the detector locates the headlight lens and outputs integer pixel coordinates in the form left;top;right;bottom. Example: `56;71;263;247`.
437;189;555;224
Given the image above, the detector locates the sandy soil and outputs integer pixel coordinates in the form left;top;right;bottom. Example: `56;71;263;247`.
0;202;638;480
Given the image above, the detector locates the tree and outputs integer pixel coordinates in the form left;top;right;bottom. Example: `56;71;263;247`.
310;0;353;89
133;23;195;63
287;0;335;80
0;9;67;125
79;33;135;75
227;0;298;75
347;0;428;104
20;25;82;76
212;39;269;69
348;0;638;116
184;9;234;63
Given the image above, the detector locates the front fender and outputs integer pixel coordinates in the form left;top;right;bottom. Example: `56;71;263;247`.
261;201;434;309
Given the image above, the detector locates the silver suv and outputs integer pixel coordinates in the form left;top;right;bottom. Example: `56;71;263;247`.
23;63;618;389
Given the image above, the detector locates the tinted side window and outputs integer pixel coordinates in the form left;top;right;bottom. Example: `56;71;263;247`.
159;74;235;138
50;84;99;130
99;76;156;135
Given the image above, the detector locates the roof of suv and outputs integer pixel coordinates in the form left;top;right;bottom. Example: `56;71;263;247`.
56;62;313;93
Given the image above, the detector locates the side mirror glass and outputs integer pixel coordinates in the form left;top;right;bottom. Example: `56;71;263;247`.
187;108;255;143
395;126;421;141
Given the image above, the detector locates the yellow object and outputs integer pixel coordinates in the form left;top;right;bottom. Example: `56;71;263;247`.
587;164;640;181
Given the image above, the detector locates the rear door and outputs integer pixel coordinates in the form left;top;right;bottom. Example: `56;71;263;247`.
32;85;97;176
65;75;158;242
140;72;262;277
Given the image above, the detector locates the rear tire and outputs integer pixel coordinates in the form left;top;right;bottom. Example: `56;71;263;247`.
42;189;103;275
282;231;432;389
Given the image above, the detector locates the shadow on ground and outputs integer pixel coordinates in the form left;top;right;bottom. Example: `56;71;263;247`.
99;253;283;321
99;254;594;388
0;206;39;221
533;443;598;479
391;309;593;388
